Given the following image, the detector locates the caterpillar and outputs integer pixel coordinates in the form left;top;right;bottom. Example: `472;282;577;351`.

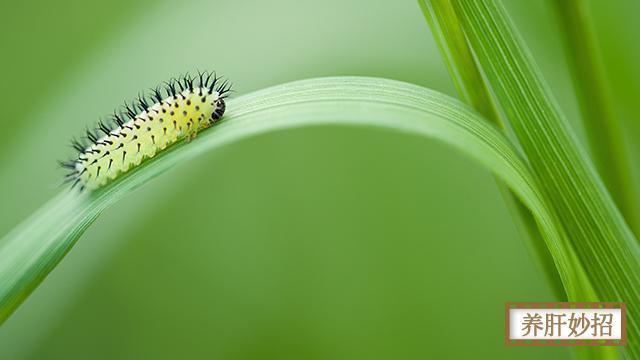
59;72;231;191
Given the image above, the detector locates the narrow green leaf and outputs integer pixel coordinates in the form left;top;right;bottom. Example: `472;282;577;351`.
453;1;640;357
418;0;498;123
418;0;566;300
554;0;640;237
0;77;590;325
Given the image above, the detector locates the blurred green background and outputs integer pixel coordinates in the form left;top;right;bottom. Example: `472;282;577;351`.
0;0;637;358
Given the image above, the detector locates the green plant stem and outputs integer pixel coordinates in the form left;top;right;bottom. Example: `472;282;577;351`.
418;0;565;299
553;0;640;238
0;77;591;324
418;0;498;122
453;1;640;357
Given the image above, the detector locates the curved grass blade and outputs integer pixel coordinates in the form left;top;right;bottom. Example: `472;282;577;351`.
0;77;591;325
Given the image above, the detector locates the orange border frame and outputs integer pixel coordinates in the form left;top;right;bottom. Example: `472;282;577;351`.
505;302;627;346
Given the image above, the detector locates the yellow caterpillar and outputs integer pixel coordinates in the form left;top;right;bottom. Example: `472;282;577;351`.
61;72;231;191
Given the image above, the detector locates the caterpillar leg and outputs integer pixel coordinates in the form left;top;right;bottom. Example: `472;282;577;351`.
184;130;198;143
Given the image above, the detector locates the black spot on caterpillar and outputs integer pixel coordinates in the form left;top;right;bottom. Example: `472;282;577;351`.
61;71;232;191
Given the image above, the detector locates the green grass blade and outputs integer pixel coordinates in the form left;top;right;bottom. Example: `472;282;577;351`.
453;1;640;357
553;0;640;237
418;0;566;300
0;77;591;324
417;0;498;123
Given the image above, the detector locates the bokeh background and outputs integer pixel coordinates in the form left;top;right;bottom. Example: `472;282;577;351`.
0;0;638;358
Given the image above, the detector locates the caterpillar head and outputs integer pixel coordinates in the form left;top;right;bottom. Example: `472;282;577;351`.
211;78;231;121
212;97;226;120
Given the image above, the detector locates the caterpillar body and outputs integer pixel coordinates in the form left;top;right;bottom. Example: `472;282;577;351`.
60;72;231;191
